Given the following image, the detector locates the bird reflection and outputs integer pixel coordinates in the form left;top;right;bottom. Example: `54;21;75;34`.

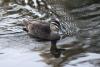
50;40;66;58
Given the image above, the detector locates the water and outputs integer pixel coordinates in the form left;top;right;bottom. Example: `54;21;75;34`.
0;1;100;67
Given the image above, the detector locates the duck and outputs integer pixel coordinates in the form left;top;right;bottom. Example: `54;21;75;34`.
23;19;64;58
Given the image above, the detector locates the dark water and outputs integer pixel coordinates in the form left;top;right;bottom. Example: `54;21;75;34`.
0;0;100;67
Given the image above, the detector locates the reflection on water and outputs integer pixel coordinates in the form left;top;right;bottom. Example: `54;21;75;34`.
0;1;100;67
